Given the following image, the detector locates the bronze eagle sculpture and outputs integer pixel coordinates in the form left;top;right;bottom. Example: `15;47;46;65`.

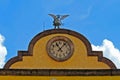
48;14;69;29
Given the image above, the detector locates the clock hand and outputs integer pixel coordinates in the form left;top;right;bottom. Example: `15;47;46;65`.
56;43;61;48
58;43;66;52
56;42;63;52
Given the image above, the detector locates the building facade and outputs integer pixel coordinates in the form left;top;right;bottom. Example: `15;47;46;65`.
1;29;120;80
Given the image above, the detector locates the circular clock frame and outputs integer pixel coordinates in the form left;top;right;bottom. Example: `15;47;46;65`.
46;36;74;62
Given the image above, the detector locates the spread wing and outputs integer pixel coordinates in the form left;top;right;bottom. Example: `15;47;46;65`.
60;15;69;20
48;14;57;19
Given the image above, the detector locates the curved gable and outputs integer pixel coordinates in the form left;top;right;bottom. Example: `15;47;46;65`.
4;29;116;69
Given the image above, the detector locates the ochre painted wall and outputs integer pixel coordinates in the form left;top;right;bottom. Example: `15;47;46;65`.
10;34;110;69
0;76;120;80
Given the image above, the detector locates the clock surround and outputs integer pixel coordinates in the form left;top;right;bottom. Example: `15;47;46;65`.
46;36;74;61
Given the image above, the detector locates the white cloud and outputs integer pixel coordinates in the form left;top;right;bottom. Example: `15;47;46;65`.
80;6;92;20
0;34;7;68
92;39;120;69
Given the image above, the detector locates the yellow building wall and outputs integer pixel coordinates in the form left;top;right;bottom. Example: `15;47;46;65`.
10;34;110;69
1;76;120;80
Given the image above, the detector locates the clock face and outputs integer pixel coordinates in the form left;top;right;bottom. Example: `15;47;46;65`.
46;36;74;61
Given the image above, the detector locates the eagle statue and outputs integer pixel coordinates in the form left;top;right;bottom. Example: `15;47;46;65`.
48;14;69;29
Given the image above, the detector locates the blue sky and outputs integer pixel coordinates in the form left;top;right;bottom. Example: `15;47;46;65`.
0;0;120;68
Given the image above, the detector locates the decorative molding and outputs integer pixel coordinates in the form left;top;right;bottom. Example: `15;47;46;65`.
4;29;117;69
0;69;120;76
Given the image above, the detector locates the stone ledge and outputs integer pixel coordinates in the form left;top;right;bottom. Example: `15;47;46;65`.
0;69;119;76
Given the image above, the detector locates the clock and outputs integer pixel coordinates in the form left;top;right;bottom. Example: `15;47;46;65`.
46;36;74;61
